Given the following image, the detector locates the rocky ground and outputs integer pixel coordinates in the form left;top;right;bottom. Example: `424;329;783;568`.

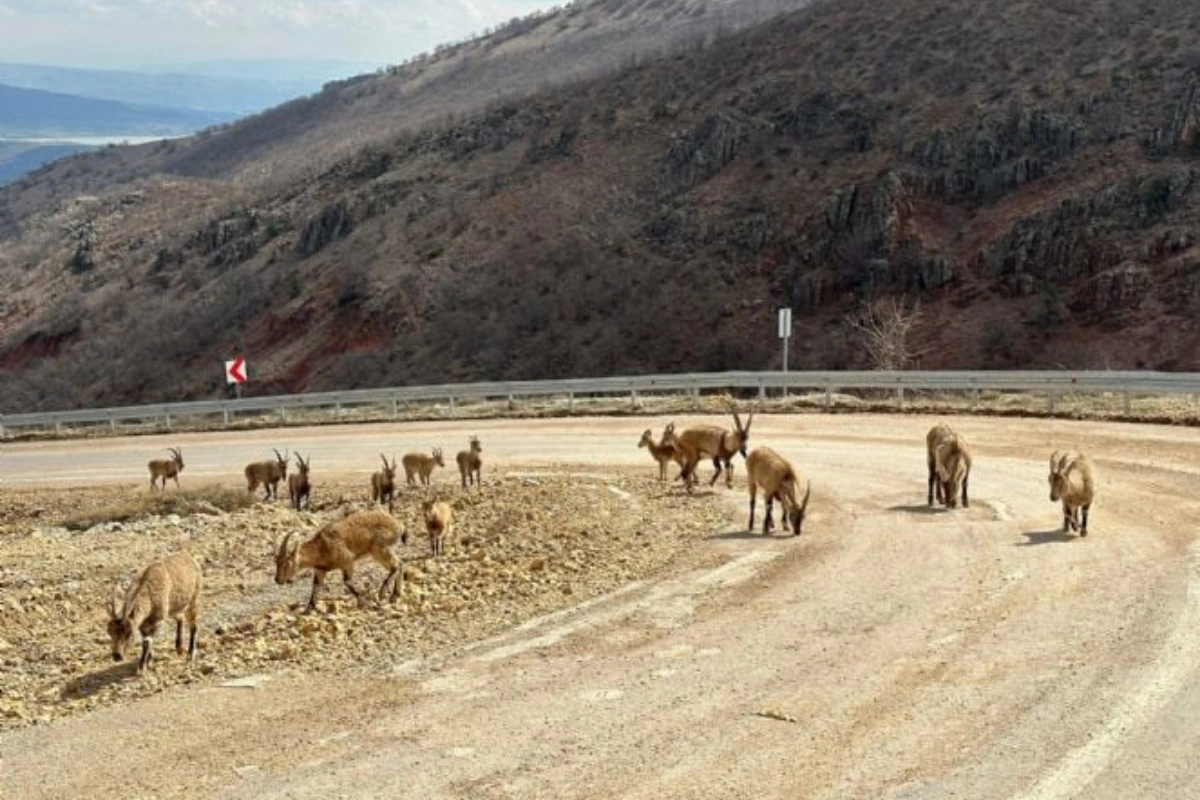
0;468;730;729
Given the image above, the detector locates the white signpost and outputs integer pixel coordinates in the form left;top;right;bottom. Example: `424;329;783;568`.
778;307;792;373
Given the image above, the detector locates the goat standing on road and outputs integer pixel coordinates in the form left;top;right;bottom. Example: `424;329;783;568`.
148;447;185;491
245;449;289;501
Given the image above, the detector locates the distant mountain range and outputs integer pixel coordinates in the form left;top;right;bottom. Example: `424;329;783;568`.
0;83;232;138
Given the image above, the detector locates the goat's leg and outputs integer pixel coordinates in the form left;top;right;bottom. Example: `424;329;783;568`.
175;619;184;655
748;484;757;531
961;475;969;508
724;459;735;489
763;495;775;535
927;461;936;506
709;456;722;487
341;568;367;607
307;570;328;612
138;637;153;673
1080;505;1090;537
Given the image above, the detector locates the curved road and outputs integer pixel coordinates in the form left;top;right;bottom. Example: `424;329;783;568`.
2;413;1199;799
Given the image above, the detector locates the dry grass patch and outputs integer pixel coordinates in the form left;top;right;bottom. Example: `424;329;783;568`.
62;485;255;531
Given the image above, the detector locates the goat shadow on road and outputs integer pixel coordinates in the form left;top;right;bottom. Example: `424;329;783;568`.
1018;529;1077;546
707;528;797;541
61;661;137;700
887;504;950;515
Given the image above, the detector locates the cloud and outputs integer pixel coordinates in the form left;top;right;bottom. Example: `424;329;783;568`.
0;0;554;68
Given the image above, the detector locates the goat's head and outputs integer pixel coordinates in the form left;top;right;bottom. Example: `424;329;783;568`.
660;423;678;448
379;453;396;479
105;587;133;662
295;453;310;476
731;411;753;458
170;447;184;468
274;532;301;585
638;429;654;449
273;449;290;478
1048;451;1071;502
432;448;445;467
788;479;812;535
469;436;482;454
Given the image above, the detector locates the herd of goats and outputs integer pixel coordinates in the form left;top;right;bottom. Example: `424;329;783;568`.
104;413;1096;675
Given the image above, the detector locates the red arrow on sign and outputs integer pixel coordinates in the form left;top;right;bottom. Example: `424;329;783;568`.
225;356;247;385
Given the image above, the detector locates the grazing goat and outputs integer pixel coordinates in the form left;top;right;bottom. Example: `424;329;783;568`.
1049;450;1095;537
457;436;482;489
638;424;685;482
246;449;289;501
106;552;202;674
402;448;445;487
147;447;184;491
274;508;407;612
664;411;752;491
926;424;971;509
370;454;398;512
288;452;312;511
423;500;455;557
745;446;812;536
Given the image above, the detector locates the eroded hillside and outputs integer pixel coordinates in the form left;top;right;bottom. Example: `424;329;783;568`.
2;0;1199;412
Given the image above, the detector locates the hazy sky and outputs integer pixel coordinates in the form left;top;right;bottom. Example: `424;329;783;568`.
0;0;555;72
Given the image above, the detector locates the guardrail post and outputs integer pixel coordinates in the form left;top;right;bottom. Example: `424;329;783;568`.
507;394;515;411
1123;390;1132;416
758;381;766;399
568;392;575;413
110;417;117;433
449;396;457;417
971;389;980;411
1047;392;1057;415
691;387;700;410
164;412;172;430
279;407;287;423
392;398;399;419
55;419;62;435
824;385;832;409
896;386;904;409
223;406;230;425
631;389;638;409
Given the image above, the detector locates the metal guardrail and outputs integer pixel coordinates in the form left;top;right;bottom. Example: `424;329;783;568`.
1;370;1198;436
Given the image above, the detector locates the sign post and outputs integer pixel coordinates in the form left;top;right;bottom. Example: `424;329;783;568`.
777;307;792;373
225;356;247;399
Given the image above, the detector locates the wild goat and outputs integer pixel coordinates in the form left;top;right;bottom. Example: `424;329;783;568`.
402;448;445;487
1049;450;1095;537
457;436;482;489
147;447;184;491
288;452;312;511
275;508;407;612
926;424;971;509
370;454;398;512
423;500;455;557
106;551;202;674
638;424;685;482
245;449;289;501
664;411;752;491
745;446;812;536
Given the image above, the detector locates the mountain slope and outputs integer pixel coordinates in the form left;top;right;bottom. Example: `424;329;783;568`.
1;0;1199;412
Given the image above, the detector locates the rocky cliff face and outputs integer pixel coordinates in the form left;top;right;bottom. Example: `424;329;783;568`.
2;0;1200;412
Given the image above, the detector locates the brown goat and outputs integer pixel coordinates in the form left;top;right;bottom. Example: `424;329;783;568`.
245;449;289;501
638;424;685;482
664;411;752;491
745;446;812;536
370;454;398;512
147;447;184;491
106;552;202;674
274;508;407;612
423;500;455;557
926;424;971;509
457;436;482;489
1049;450;1096;537
288;452;312;511
402;448;445;487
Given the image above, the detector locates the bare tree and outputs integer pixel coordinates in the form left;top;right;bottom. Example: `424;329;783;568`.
847;296;923;370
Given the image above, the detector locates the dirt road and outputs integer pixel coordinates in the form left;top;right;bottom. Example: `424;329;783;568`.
3;413;1199;799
